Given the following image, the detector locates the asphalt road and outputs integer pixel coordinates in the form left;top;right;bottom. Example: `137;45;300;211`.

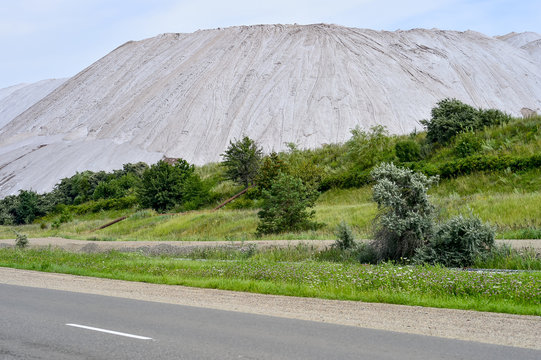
0;284;538;360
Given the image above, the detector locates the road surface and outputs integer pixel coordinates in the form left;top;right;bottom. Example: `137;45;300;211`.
1;284;539;359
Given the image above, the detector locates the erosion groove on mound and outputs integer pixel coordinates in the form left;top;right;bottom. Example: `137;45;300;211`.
0;24;540;196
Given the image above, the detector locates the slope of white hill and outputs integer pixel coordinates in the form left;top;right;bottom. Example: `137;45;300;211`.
496;31;541;48
521;39;541;63
0;24;540;196
0;79;67;129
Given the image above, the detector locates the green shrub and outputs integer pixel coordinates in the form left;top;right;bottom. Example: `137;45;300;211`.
421;99;511;145
453;132;482;158
137;159;207;212
422;98;479;145
256;174;321;235
334;221;355;250
371;163;438;261
346;125;394;170
477;108;512;128
414;215;495;268
15;232;29;249
439;154;541;178
357;243;378;264
395;140;421;162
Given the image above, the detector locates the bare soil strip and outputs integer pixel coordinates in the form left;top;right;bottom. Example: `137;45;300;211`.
0;267;539;350
0;237;539;253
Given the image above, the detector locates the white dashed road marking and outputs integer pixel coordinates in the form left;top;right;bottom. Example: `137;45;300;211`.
66;323;153;340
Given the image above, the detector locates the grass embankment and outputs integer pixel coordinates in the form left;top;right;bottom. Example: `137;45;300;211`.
1;182;540;241
0;248;539;316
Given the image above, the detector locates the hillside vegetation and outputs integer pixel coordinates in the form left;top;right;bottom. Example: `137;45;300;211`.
0;99;540;241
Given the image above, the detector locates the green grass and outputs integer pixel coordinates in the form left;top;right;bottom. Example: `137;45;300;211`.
474;246;541;270
0;248;538;315
2;184;540;241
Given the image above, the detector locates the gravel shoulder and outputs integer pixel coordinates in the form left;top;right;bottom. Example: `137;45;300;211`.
1;267;540;350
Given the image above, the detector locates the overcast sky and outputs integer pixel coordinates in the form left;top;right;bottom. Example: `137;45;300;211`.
1;0;540;88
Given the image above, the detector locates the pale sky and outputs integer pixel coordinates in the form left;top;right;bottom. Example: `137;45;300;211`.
1;0;540;88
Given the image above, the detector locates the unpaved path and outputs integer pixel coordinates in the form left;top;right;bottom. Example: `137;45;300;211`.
0;267;539;350
0;237;539;253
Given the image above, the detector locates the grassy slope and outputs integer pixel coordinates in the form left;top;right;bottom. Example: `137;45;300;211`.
1;183;539;241
1;116;540;241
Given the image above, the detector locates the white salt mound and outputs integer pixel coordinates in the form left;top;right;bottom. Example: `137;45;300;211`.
0;24;540;196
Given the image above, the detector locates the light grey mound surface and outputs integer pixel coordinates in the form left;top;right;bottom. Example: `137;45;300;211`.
1;25;540;196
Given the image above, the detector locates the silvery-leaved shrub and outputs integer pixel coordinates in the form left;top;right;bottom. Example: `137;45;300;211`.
370;163;438;262
414;215;495;268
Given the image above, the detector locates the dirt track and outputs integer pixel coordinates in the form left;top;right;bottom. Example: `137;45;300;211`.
0;237;539;253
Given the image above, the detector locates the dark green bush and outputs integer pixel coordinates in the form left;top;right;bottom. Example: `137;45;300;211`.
334;221;355;250
395;140;421;162
138;159;207;212
422;98;511;145
255;152;289;196
453;132;482;158
422;98;479;145
414;215;494;267
15;232;28;249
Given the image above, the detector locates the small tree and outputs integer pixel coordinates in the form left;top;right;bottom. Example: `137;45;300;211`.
421;98;478;145
255;152;289;195
221;136;263;188
371;163;438;261
256;174;320;235
421;98;511;145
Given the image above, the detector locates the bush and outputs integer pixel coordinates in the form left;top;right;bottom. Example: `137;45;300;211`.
256;174;321;235
371;163;438;261
138;159;207;212
453;131;482;158
15;232;29;249
422;98;478;145
395;140;421;162
346;125;393;170
414;215;495;268
334;221;355;250
421;99;511;145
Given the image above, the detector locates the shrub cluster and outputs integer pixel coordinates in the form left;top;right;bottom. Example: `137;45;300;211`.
370;163;495;267
421;98;511;145
370;163;438;261
414;215;495;267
